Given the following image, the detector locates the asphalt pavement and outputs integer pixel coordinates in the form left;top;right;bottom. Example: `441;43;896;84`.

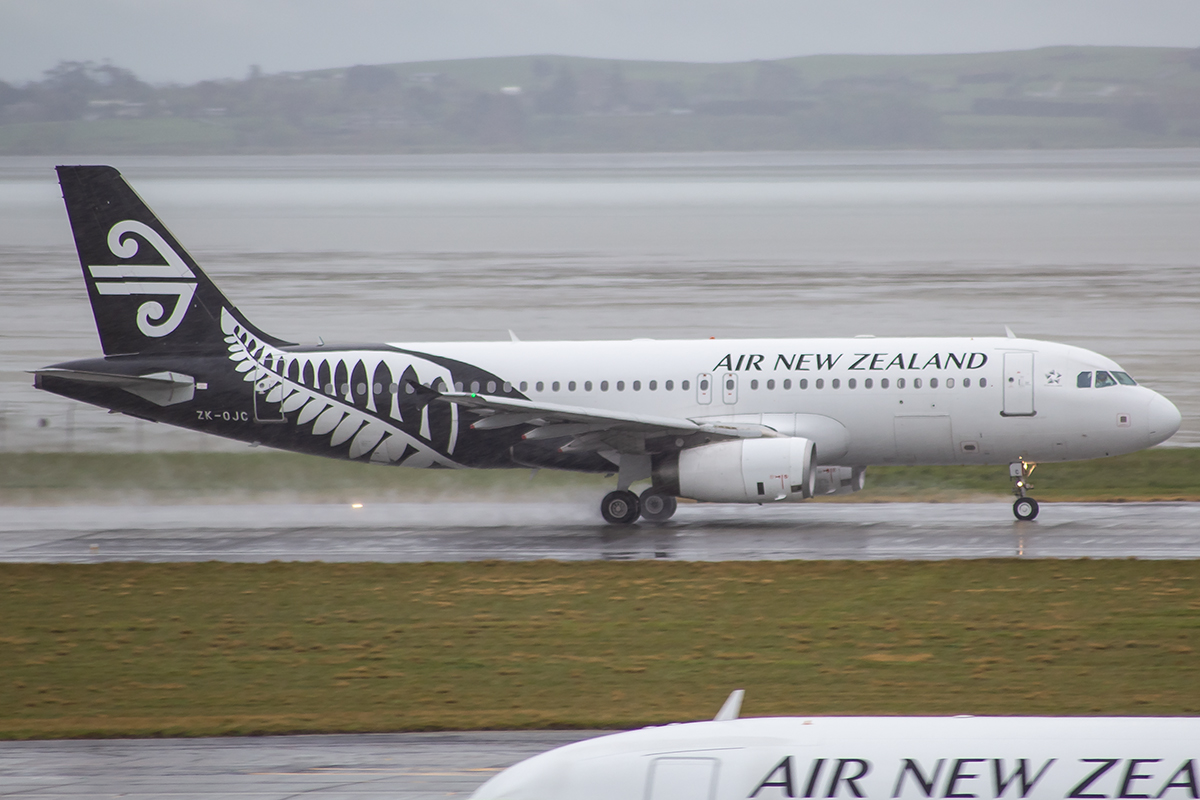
3;500;1200;562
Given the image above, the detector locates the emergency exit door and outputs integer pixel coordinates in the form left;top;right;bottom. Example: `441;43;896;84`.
721;373;738;404
1002;352;1035;416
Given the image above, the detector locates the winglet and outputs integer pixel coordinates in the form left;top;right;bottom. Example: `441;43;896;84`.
713;689;744;721
1004;325;1016;339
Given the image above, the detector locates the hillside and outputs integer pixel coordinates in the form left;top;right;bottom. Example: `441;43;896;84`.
2;47;1199;153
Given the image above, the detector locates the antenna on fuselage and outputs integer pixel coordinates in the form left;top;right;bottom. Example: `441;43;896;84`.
1004;325;1016;339
713;689;744;721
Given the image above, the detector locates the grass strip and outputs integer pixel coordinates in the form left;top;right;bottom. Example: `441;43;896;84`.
2;560;1199;739
2;448;1199;505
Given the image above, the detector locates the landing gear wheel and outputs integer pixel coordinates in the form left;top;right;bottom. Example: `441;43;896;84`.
639;489;677;522
601;490;640;525
1013;496;1040;521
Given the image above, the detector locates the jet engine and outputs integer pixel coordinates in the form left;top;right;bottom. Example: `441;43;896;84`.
812;465;866;496
657;437;816;503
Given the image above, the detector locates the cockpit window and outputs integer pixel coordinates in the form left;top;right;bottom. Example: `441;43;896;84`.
1113;371;1137;386
1094;371;1117;388
1076;371;1092;388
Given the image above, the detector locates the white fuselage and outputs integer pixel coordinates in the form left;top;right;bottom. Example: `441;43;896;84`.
472;715;1200;800
392;336;1180;466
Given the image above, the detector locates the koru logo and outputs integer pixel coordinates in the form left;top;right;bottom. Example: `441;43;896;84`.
87;220;197;337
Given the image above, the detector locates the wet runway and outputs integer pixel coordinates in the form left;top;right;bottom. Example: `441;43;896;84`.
4;501;1200;562
0;730;601;799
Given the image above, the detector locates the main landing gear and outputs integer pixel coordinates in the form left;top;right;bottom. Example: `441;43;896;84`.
601;490;640;525
1010;459;1040;521
600;487;678;524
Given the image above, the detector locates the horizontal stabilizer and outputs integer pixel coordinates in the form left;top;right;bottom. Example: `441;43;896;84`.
33;368;196;406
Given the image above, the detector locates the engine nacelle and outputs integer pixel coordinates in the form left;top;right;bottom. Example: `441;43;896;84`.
812;465;866;496
675;437;815;503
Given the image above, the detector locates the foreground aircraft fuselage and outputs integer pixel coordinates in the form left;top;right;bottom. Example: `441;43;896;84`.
35;166;1181;522
470;715;1200;800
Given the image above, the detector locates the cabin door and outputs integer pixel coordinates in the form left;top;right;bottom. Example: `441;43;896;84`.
1002;352;1036;416
646;757;718;800
253;377;286;423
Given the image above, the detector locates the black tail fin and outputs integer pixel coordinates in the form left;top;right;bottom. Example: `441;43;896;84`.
56;165;291;356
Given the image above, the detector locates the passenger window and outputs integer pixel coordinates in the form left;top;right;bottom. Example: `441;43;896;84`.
632;381;641;391
682;380;690;390
946;378;954;388
815;379;824;389
568;381;576;391
584;381;592;391
617;381;625;391
551;381;559;391
962;378;970;388
665;380;673;390
455;381;464;392
799;379;808;389
1095;371;1117;388
487;381;497;393
783;379;791;389
1114;371;1137;386
847;378;856;389
518;381;527;392
980;377;987;388
864;378;872;389
897;378;905;389
535;381;544;392
750;379;759;390
930;378;938;389
1077;371;1092;388
881;378;889;389
766;379;775;390
471;381;481;392
832;379;840;389
649;380;657;390
600;381;609;391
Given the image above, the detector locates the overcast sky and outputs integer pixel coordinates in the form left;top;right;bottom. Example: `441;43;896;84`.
3;0;1199;85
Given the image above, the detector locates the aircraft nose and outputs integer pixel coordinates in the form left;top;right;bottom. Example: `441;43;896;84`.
1146;392;1182;444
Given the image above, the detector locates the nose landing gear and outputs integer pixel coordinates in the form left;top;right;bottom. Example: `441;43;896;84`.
1010;459;1040;521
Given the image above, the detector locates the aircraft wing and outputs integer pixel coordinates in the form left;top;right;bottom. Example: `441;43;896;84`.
438;391;776;452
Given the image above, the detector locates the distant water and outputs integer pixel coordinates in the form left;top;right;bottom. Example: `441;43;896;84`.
2;150;1198;451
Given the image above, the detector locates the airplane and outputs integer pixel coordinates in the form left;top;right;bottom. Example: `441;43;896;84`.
35;166;1182;523
470;691;1200;800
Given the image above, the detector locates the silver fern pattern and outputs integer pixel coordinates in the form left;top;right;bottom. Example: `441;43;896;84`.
221;308;462;467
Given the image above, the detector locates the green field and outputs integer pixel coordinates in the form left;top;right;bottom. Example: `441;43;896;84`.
1;448;1197;505
2;559;1199;739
